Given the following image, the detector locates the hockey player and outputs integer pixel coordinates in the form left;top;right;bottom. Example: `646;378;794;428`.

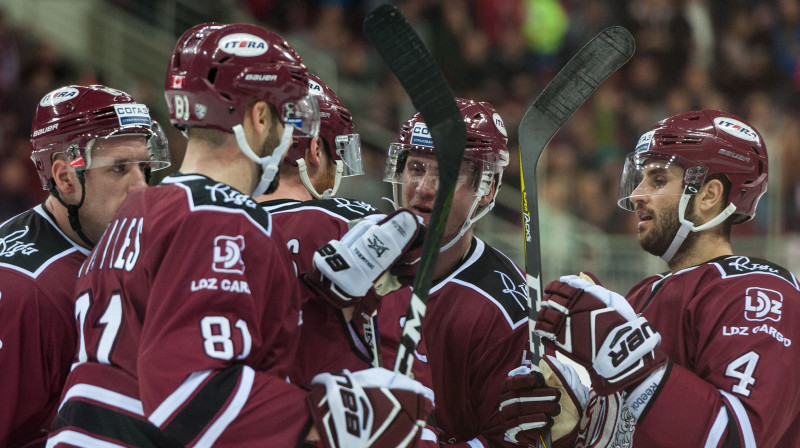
257;73;388;385
0;84;169;447
47;23;433;448
377;99;552;447
504;110;800;446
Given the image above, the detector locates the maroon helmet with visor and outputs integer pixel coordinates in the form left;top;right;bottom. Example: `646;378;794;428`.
284;73;362;176
384;98;509;243
618;110;768;223
384;98;509;186
30;85;170;190
165;22;319;138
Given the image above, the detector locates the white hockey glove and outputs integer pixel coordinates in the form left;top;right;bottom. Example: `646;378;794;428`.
306;368;435;448
535;272;668;395
302;209;422;312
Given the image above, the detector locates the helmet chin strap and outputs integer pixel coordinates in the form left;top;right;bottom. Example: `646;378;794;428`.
298;158;343;199
232;124;295;197
439;172;495;252
659;186;738;263
48;173;95;248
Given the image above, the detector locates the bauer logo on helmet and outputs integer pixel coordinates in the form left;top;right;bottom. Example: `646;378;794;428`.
219;33;268;57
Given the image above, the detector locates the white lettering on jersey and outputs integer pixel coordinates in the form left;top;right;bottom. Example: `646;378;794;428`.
191;277;251;294
112;218;143;272
205;183;257;208
726;256;779;274
0;228;38;257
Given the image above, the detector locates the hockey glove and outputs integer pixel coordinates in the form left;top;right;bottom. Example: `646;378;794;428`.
302;209;422;310
500;356;585;448
535;274;668;395
307;367;434;448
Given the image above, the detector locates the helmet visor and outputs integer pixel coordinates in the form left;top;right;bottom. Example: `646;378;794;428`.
617;152;708;211
384;143;487;196
283;94;320;138
335;133;363;176
81;121;170;172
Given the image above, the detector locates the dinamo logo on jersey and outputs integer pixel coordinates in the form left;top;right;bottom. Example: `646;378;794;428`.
218;33;268;57
744;287;782;322
213;235;245;274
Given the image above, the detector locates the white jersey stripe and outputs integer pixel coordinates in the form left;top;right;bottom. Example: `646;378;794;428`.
46;430;128;448
59;383;144;415
704;406;728;448
194;366;255;447
720;390;756;447
149;370;212;427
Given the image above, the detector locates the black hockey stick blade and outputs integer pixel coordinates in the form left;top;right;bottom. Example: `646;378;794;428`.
519;26;635;363
364;4;466;377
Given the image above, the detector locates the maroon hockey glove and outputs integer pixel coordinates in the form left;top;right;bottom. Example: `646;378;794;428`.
301;209;422;309
307;368;434;448
500;355;587;448
535;274;668;395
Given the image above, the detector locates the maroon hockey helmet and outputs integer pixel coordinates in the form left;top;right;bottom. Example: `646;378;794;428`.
30;85;170;190
384;98;509;184
618;110;768;223
165;23;319;137
284;73;362;176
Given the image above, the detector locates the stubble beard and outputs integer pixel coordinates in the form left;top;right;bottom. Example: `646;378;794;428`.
637;200;700;259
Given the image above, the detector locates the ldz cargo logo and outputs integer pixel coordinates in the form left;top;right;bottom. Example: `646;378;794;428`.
219;33;268;56
744;287;782;322
213;235;245;274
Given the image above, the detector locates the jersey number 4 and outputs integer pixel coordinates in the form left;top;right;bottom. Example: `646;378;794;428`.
725;351;760;397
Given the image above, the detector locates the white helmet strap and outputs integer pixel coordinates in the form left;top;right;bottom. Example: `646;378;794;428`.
298;158;343;199
659;186;738;263
233;124;294;196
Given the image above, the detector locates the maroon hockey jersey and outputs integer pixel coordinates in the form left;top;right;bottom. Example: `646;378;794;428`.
263;197;382;386
380;237;529;447
0;205;87;448
626;255;800;447
48;174;309;447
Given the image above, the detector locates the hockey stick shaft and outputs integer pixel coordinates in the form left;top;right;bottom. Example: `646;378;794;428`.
519;27;634;447
363;4;466;377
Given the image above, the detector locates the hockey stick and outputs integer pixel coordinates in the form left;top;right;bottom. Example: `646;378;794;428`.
520;26;635;371
363;4;466;377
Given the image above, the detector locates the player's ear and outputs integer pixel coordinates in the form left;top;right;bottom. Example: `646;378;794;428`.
248;100;271;135
307;137;323;167
51;158;76;195
698;178;725;215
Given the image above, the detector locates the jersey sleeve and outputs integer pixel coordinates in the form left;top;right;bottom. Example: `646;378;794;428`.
137;209;310;446
0;273;75;447
634;276;800;447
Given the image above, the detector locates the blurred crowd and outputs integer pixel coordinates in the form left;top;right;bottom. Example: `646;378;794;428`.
2;0;800;236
